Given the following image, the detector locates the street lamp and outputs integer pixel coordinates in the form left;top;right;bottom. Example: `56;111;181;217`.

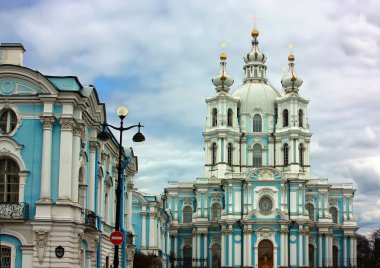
97;105;145;268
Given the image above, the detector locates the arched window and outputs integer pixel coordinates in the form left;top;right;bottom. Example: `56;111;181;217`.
299;144;304;166
283;143;289;166
212;143;217;166
212;108;217;127
0;109;17;134
211;203;221;221
283;109;289;127
0;157;19;203
298;109;304;127
227;143;233;166
183;245;192;268
253;114;262;132
183;206;192;223
253;144;262;167
0;245;12;267
211;244;221;268
227;109;233;127
306;203;315;221
330;207;338;224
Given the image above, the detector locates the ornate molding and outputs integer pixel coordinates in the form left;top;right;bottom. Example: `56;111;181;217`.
329;197;338;207
183;238;192;247
60;118;76;131
40;116;55;130
34;231;49;264
306;194;316;203
73;121;85;136
89;141;99;152
182;197;194;207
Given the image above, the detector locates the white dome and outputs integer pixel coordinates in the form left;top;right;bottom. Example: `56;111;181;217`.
232;81;281;114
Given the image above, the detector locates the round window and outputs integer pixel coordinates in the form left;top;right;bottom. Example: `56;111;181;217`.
0;109;17;134
259;196;273;215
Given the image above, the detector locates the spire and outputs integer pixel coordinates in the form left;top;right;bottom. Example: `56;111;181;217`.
243;22;268;83
212;41;234;93
281;44;303;94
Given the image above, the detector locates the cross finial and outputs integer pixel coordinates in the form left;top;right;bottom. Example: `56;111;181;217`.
250;14;260;29
288;43;294;54
221;40;227;51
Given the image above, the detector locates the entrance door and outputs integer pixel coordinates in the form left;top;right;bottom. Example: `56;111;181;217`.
333;246;338;268
309;244;315;268
258;240;273;268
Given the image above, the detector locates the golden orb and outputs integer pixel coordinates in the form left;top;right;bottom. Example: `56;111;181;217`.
291;75;297;82
220;52;227;60
288;54;295;62
251;28;259;37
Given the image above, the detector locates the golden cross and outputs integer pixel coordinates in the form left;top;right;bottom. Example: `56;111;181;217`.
288;43;294;54
221;40;227;51
250;14;260;28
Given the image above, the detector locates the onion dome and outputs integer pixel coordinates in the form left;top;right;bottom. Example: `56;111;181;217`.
244;28;267;65
242;27;268;83
281;52;303;94
212;52;234;93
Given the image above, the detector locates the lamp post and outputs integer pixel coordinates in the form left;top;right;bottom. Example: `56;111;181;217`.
97;105;145;268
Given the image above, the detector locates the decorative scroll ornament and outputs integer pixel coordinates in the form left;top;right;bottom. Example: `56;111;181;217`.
40;116;55;130
34;231;49;264
182;197;194;207
329;197;338;207
0;148;11;157
258;169;274;180
60;118;76;131
183;238;192;247
306;194;316;203
73;121;85;136
210;235;221;247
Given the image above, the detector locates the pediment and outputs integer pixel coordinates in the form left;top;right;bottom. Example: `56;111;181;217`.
245;167;284;181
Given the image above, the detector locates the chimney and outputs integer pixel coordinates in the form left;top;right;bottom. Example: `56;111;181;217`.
0;43;26;66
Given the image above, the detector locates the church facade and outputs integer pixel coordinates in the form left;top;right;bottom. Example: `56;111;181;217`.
157;27;358;268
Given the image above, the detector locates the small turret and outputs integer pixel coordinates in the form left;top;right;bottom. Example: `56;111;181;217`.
212;51;234;93
281;45;303;94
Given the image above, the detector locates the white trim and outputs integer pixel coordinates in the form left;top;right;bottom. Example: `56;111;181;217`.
0;104;22;137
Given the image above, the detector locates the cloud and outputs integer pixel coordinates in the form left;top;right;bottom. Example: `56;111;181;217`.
1;0;379;234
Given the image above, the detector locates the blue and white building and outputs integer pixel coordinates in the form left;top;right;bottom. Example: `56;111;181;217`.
132;27;358;268
0;43;139;268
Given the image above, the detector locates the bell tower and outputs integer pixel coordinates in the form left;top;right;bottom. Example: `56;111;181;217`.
275;48;312;177
203;50;240;178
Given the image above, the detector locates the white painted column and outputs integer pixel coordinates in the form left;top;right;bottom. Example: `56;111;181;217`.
325;234;329;266
174;236;178;257
343;236;347;266
353;236;357;266
305;233;309;267
247;231;252;266
299;231;303;267
71;122;83;202
221;231;225;267
141;211;146;249
319;234;323;267
204;194;208;218
280;231;285;266
203;233;207;260
192;232;196;266
350;236;354;266
228;230;232;266
285;232;289;265
39;116;55;201
127;181;133;231
149;211;156;248
58;118;75;201
174;194;178;221
87;141;97;210
243;230;248;266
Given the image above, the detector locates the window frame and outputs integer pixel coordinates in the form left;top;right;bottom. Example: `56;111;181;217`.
183;206;193;224
227;143;233;166
252;144;262;167
212;143;217;166
211;203;221;221
253;114;262;132
283;143;289;166
298;109;304;127
212;108;218;127
227;109;233;127
283;109;289;127
0;157;20;203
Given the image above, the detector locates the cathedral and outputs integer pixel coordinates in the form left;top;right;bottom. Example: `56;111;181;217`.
139;26;359;268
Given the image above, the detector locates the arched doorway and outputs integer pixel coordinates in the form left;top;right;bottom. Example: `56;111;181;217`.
333;245;338;268
309;244;315;268
183;246;192;268
258;239;273;268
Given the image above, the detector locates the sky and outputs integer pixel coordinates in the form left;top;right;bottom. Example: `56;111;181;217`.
1;0;379;235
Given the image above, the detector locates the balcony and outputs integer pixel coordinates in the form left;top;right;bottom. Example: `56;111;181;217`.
0;202;29;221
81;209;97;229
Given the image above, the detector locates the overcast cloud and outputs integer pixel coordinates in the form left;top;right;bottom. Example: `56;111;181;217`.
1;0;379;235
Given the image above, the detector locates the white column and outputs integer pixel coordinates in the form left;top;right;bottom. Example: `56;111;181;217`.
192;232;196;266
243;231;248;266
87;141;97;210
343;236;347;266
299;231;303;267
247;231;252;266
325;234;329;266
58;118;75;201
204;194;208;218
149;211;156;248
141;211;146;249
203;233;207;260
174;194;178;221
71;122;83;202
197;233;201;259
228;230;232;266
350;236;354;265
39;116;55;201
353;236;357;265
305;233;309;267
174;236;178;257
280;231;285;266
319;235;323;267
127;181;133;231
221;231;225;267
